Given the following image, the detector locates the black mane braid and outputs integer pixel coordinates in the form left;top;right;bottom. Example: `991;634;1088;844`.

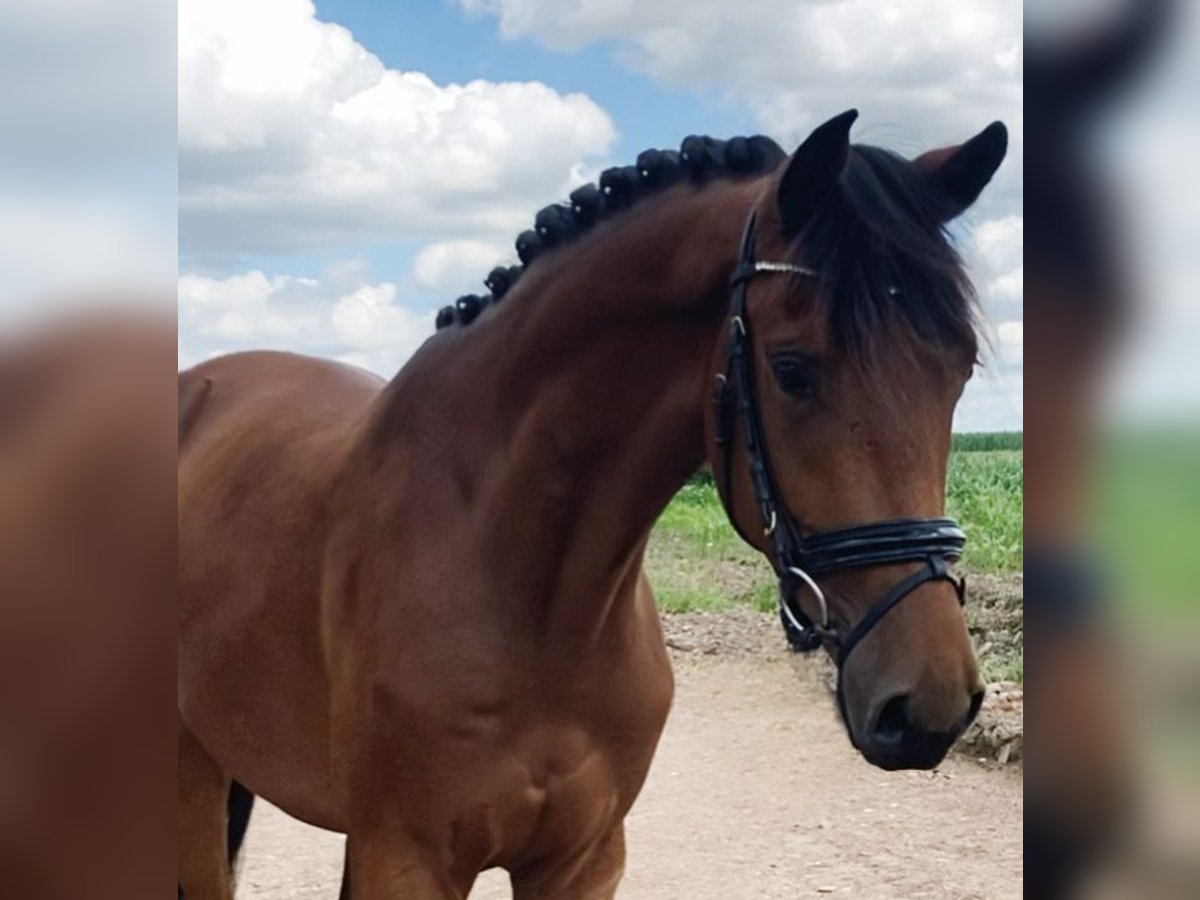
434;133;786;330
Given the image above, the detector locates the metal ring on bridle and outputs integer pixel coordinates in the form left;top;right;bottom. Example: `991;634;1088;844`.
785;565;830;633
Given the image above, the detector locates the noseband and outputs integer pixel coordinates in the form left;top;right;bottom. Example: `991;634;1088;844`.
712;211;967;671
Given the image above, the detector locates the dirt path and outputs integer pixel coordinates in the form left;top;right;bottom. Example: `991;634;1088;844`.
236;648;1021;899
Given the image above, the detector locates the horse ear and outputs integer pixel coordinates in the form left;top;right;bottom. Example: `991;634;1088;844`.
776;109;858;237
916;121;1008;221
1026;0;1171;124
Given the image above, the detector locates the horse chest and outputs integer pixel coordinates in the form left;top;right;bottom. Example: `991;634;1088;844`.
352;650;670;865
438;723;641;870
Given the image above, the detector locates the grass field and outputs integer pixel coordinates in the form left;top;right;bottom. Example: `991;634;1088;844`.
951;431;1022;452
645;434;1024;681
945;449;1023;572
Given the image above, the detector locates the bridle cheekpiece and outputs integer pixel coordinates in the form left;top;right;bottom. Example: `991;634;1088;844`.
712;210;968;673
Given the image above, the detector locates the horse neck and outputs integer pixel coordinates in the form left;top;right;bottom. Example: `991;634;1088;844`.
425;181;756;639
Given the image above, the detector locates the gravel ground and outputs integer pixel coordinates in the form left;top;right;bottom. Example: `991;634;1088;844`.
236;613;1023;899
663;606;1024;765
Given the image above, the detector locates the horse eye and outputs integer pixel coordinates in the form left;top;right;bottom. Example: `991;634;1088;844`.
769;354;817;399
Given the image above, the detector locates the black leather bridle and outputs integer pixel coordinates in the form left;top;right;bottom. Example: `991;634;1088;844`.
712;211;968;673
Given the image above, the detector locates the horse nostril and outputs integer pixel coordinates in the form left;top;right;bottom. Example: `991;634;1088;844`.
871;694;911;746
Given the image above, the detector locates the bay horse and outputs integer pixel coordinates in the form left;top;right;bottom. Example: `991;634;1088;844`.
178;110;1008;899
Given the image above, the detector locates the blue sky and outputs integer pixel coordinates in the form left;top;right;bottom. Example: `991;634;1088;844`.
9;1;1199;431
318;0;753;148
176;0;1024;430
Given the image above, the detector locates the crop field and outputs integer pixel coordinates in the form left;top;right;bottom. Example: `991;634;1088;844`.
646;433;1024;682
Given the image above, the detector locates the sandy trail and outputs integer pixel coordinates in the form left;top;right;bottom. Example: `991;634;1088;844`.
236;650;1021;899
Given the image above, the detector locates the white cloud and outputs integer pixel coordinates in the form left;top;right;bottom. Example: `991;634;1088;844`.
952;214;1023;428
178;265;433;377
955;368;1023;433
413;240;509;294
996;320;1023;365
179;0;617;260
963;213;1023;353
175;0;1024;430
457;0;1020;164
969;215;1023;283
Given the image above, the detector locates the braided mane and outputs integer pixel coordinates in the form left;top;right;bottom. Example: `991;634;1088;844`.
434;134;787;330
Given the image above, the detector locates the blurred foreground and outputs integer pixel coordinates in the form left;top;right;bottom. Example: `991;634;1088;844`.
0;313;176;899
0;0;176;893
1026;1;1199;896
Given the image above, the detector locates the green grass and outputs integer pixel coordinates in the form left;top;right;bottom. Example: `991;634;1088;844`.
654;479;746;559
952;431;1023;452
945;450;1023;572
645;477;775;615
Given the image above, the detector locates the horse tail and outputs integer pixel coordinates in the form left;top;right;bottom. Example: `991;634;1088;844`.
178;372;213;445
227;780;255;867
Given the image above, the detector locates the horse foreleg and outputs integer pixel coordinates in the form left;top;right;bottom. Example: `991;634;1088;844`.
510;824;625;900
345;828;471;900
177;723;233;900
